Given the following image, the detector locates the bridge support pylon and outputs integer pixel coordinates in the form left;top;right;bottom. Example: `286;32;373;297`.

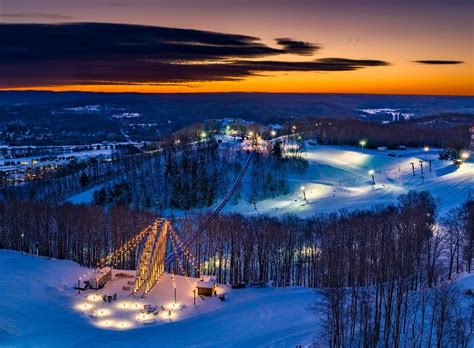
133;218;169;296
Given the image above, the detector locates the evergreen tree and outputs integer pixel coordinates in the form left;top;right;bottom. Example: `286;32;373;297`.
272;142;283;161
79;172;89;187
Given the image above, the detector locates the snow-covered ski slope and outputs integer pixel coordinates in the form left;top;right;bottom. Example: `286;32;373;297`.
0;250;319;347
226;145;473;217
65;142;473;217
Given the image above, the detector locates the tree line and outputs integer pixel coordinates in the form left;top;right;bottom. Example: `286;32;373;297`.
282;117;470;150
1;191;472;346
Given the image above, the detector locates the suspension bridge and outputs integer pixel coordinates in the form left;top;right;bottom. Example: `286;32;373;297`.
92;151;254;297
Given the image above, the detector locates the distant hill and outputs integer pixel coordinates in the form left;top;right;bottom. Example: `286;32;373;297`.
0;91;472;144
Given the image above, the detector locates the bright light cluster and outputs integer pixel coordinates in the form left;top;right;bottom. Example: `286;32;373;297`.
74;291;185;330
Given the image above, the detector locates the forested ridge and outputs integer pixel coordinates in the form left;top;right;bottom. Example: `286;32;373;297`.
1;191;473;346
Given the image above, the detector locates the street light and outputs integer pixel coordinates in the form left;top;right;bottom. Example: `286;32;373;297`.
423;146;430;161
359;140;366;151
368;169;376;185
270;130;277;137
300;186;306;201
461;151;470;160
200;131;207;140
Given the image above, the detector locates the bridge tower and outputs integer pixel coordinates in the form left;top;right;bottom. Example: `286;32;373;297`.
133;219;169;296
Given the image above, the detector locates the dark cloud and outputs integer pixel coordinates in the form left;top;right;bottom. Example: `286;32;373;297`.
0;22;389;87
235;58;389;72
414;60;463;65
275;38;320;55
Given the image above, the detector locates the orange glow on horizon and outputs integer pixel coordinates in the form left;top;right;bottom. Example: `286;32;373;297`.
0;0;472;96
3;68;472;97
2;56;471;96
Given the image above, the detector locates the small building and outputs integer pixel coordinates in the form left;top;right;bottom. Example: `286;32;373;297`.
89;267;112;290
196;275;217;296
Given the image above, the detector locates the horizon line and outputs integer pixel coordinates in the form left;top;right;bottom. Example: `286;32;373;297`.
0;89;473;98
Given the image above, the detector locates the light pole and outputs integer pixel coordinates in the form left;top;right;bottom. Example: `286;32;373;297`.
300;186;306;201
461;151;470;162
193;289;196;306
359;140;366;151
270;130;277;138
200;131;207;141
368;170;376;185
423;146;430;161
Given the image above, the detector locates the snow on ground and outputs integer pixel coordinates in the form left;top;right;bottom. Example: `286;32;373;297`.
226;145;474;217
66;184;104;204
64;143;473;216
0;250;319;347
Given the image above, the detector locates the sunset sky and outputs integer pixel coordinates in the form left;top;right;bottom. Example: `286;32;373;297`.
0;0;472;95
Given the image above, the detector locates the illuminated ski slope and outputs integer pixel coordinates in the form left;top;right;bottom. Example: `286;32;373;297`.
228;145;473;216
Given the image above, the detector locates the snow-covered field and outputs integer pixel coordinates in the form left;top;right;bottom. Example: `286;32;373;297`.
227;145;474;217
66;184;105;204
0;251;319;347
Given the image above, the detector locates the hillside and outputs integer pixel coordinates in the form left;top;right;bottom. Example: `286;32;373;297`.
228;145;474;217
0;250;319;347
0;92;472;144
